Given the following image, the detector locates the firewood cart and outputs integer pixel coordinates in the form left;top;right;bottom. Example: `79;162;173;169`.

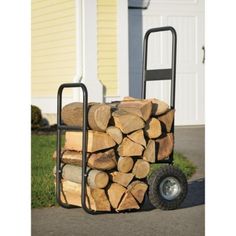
55;26;188;214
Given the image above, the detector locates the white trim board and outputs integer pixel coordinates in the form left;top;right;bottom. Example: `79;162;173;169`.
74;0;103;103
81;0;103;102
117;0;129;99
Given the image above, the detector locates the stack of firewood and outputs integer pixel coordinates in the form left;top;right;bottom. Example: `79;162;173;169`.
52;96;175;212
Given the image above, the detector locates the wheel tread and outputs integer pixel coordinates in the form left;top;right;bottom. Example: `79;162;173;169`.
148;165;188;210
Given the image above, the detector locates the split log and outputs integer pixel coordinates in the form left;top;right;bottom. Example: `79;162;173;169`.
52;149;89;166
64;131;116;152
127;180;148;203
123;96;169;116
145;117;162;139
90;188;111;211
158;109;175;132
112;110;145;134
60;180;111;211
156;133;174;160
127;129;146;147
60;180;96;209
117;156;134;173
107;183;126;209
88;149;117;170
148;98;169;116
143;140;156;163
117;192;140;211
61;102;84;127
118;100;152;121
88;104;111;131
132;160;150;179
117;137;144;157
57;164;109;189
110;171;134;187
106;126;123;144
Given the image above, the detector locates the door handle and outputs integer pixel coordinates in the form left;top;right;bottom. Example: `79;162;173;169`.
202;46;205;64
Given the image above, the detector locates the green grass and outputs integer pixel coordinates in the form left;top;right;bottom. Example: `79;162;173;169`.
31;135;58;208
150;152;197;179
32;135;196;208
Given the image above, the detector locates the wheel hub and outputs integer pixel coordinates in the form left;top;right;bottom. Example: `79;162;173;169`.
159;177;181;200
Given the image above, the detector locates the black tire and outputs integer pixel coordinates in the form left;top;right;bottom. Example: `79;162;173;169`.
148;165;188;210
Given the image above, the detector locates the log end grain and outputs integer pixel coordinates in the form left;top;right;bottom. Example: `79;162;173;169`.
112;110;145;134
132;159;150;179
106;126;123;144
118;137;144;157
117;156;134;173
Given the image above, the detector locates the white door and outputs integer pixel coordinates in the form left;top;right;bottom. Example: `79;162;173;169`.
128;0;205;125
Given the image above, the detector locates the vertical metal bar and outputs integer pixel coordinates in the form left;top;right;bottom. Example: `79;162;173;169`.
141;33;148;99
56;84;75;208
169;28;177;165
79;83;94;214
170;28;177;110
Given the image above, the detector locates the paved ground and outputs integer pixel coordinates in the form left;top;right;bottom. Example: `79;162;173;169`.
32;126;205;236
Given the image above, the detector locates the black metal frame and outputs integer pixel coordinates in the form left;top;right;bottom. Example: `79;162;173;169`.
56;26;177;213
142;26;177;164
56;83;99;214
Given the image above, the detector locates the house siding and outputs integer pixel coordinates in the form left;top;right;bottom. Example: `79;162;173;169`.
32;0;76;97
97;0;118;96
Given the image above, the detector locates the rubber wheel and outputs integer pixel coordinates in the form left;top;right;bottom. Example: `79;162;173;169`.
148;165;188;210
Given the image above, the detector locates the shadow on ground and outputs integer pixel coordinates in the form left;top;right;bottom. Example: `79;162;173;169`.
141;178;205;212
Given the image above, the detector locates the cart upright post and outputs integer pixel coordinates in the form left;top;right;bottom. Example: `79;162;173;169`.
56;83;98;214
142;26;177;164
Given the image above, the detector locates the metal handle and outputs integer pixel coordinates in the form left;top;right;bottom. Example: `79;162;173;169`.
56;83;97;214
202;46;205;64
142;26;177;109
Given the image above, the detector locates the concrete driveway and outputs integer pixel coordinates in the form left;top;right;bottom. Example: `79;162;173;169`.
32;126;205;236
